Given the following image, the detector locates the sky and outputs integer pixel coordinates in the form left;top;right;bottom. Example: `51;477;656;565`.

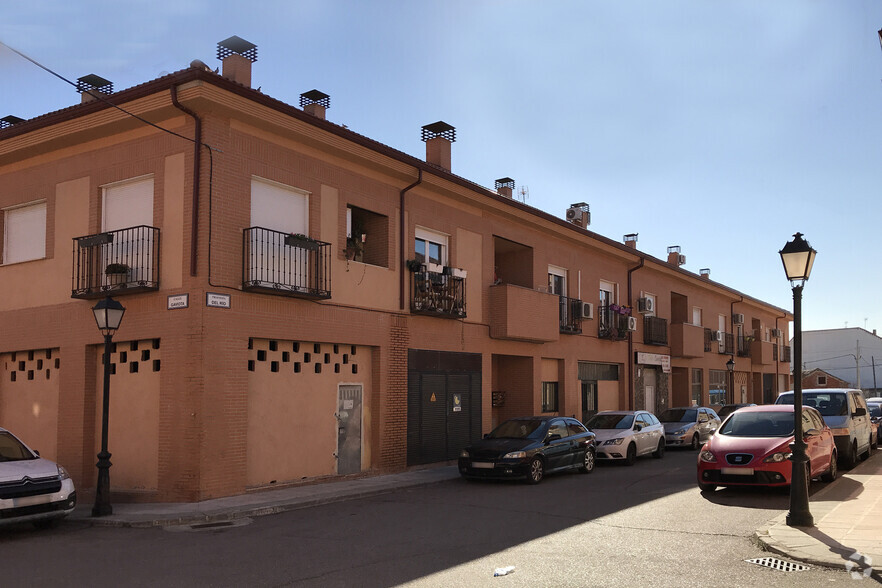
2;1;881;333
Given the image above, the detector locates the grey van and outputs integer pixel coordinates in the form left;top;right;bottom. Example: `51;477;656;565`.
775;388;872;468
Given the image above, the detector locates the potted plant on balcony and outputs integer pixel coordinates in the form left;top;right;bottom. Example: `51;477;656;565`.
285;233;320;251
104;263;130;287
344;234;365;261
405;259;425;273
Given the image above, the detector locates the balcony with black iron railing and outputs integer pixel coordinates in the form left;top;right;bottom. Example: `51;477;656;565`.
736;335;753;358
242;227;331;299
643;316;668;346
71;225;160;299
720;333;735;355
598;306;630;341
704;328;714;352
781;345;792;363
559;296;582;334
411;269;466;318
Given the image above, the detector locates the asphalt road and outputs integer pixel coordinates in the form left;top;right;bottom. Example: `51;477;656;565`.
0;448;867;587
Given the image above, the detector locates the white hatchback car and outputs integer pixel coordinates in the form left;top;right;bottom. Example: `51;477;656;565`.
585;410;666;465
0;427;77;529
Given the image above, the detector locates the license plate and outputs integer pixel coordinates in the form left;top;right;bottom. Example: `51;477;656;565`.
471;462;495;469
13;494;52;507
721;467;754;476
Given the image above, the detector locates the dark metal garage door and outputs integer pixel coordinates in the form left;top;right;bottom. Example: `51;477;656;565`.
407;350;481;466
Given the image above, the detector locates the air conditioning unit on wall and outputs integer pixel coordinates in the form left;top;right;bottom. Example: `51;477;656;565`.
733;313;745;325
581;302;594;320
637;297;654;313
627;316;638;331
771;328;782;338
715;330;723;342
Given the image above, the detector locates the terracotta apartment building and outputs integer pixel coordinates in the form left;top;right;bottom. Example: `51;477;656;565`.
0;37;792;503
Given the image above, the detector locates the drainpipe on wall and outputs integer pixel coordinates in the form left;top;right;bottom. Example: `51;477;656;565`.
170;85;201;277
627;258;645;411
399;170;423;310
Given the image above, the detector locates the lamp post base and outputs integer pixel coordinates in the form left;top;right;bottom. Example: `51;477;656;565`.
786;442;813;528
92;450;113;517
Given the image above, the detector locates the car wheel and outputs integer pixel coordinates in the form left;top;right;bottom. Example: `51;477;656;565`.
690;434;700;451
652;438;665;459
526;456;544;484
821;452;837;483
842;441;858;469
580;448;596;474
625;443;637;466
698;482;717;492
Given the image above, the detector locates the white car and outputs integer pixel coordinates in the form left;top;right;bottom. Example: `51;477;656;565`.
585;411;666;465
0;427;77;529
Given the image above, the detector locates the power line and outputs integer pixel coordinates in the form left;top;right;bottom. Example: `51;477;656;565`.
0;39;217;151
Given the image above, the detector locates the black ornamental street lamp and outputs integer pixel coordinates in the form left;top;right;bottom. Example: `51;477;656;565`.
779;232;817;528
91;296;126;517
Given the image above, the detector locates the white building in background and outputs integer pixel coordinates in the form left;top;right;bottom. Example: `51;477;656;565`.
799;328;882;395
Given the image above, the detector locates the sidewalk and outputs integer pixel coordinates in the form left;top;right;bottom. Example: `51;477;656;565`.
69;465;461;528
755;452;882;571
70;454;881;572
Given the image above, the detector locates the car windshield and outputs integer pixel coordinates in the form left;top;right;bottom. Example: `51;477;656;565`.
777;393;847;417
0;432;37;462
488;419;547;440
658;409;696;423
586;414;635;429
719;412;794;437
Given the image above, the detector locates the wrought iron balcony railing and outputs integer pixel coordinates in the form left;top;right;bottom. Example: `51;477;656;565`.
559;296;582;334
781;345;792;363
736;335;752;357
242;227;331;299
410;269;466;318
704;328;714;352
722;333;735;355
643;316;668;345
598;306;630;341
773;344;779;362
71;226;160;299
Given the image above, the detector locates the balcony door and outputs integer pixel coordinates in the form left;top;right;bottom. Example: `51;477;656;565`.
599;280;616;332
250;178;309;288
102;176;154;284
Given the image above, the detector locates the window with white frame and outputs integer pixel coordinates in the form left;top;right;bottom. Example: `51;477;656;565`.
2;201;47;265
414;227;448;271
599;280;616;329
541;382;559;412
548;265;567;296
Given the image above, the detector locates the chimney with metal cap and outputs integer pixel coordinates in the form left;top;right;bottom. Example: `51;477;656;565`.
667;245;685;266
624;234;638;248
217;36;257;87
700;268;711;279
421;121;455;171
76;74;113;104
495;177;515;199
0;115;25;129
300;90;330;120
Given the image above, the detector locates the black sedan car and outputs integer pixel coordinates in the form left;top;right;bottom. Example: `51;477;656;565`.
458;416;596;484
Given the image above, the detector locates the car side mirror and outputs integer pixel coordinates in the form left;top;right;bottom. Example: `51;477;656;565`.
546;433;562;443
634;423;643;432
804;428;821;438
853;407;867;417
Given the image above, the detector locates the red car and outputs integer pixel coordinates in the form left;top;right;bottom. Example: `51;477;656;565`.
697;405;836;492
